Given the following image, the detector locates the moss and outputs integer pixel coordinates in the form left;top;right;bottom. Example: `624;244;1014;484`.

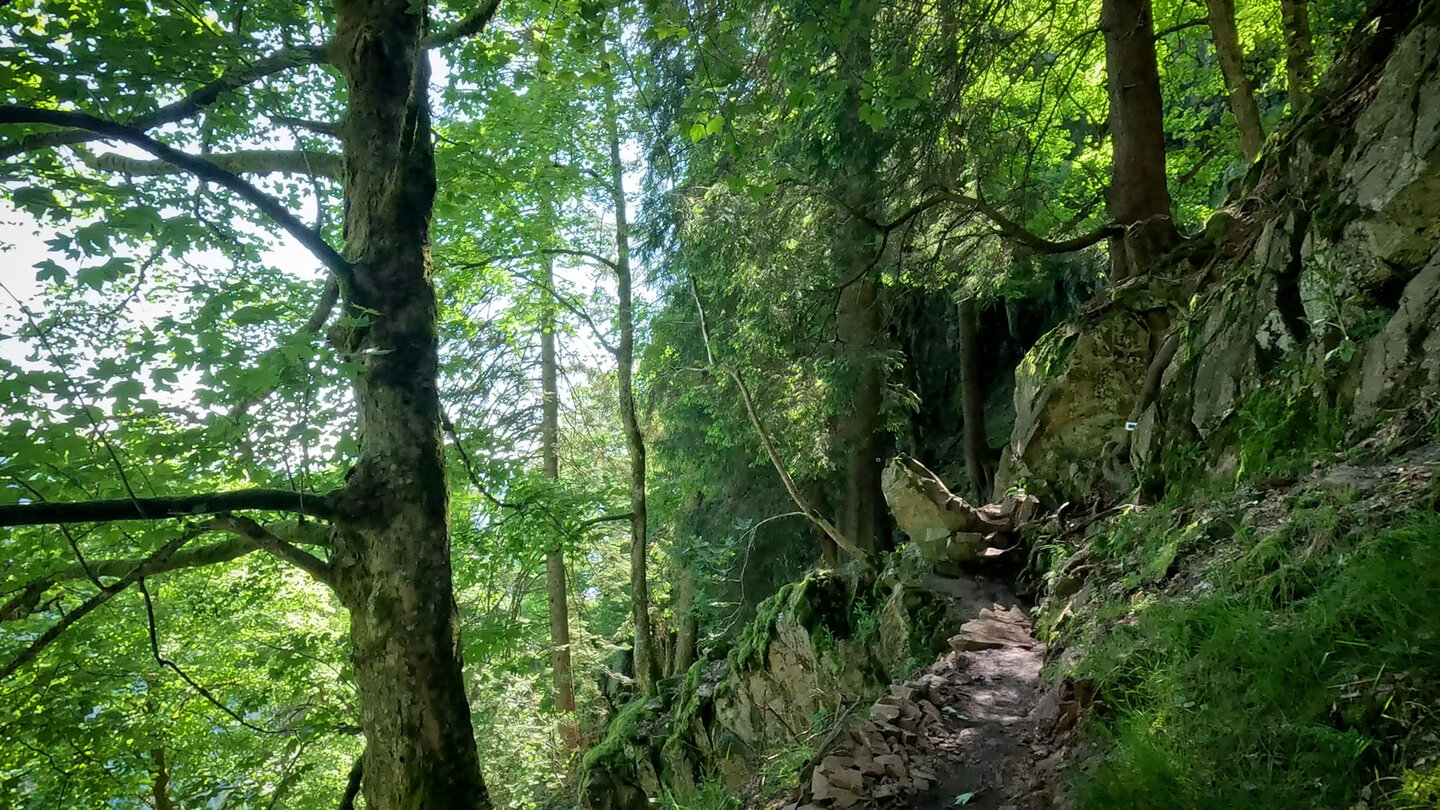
1020;323;1077;383
582;696;657;777
725;570;856;675
661;660;710;755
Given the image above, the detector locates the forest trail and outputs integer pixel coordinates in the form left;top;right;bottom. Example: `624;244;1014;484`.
786;577;1047;810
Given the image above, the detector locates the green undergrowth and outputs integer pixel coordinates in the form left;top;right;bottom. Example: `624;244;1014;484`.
1051;479;1440;809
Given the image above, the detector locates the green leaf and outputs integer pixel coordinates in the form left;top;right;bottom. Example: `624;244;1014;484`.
954;793;976;805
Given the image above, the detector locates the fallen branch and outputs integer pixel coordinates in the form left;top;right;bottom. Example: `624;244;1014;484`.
688;276;869;562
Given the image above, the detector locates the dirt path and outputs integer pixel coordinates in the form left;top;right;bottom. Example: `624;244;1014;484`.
909;641;1044;810
784;576;1046;810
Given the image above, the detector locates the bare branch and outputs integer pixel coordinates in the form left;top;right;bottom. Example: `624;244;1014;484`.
504;265;619;356
82;149;342;180
268;116;342;137
137;579;288;734
229;276;341;422
0;106;353;285
0;44;330;160
874;190;1121;254
0;487;335;527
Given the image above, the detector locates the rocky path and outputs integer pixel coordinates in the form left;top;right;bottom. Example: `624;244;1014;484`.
780;579;1046;810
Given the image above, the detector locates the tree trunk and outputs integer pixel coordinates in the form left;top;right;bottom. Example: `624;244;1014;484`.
540;257;579;755
833;0;889;555
1101;0;1178;281
1205;0;1265;160
150;748;173;810
956;297;990;504
1281;0;1314;110
671;567;698;676
327;0;489;806
836;278;888;552
604;49;656;693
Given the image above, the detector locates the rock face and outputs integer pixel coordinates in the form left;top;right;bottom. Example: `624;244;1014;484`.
998;3;1440;503
882;454;1038;564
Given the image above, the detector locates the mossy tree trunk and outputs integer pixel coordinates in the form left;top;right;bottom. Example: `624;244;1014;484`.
326;0;489;805
833;0;890;556
604;36;656;692
1281;0;1315;109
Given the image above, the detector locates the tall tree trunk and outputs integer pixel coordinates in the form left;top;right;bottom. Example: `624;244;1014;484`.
1101;0;1178;281
540;257;579;755
1281;0;1314;110
836;279;887;552
833;0;889;555
327;0;489;806
1205;0;1265;160
671;567;698;676
956;297;990;504
604;49;656;692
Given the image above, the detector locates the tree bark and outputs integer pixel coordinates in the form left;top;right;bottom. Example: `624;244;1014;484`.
1205;0;1265;160
1280;0;1314;110
150;748;173;810
956;297;991;504
836;279;888;552
326;0;489;806
604;44;656;693
540;257;580;754
1101;0;1179;281
833;0;890;555
671;567;698;676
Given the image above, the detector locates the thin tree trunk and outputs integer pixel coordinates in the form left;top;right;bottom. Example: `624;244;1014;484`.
327;0;489;806
957;297;990;504
604;46;656;693
672;567;698;676
1101;0;1179;281
1281;0;1314;110
150;748;173;810
1205;0;1265;160
540;256;579;754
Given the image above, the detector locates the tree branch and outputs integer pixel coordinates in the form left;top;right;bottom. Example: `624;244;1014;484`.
209;514;331;586
0;487;335;527
268;116;342;137
339;753;365;810
422;0;503;49
82;149;342;179
229;276;341;422
0;524;211;681
1;520;332;622
0;106;353;285
874;190;1121;254
0;45;331;161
